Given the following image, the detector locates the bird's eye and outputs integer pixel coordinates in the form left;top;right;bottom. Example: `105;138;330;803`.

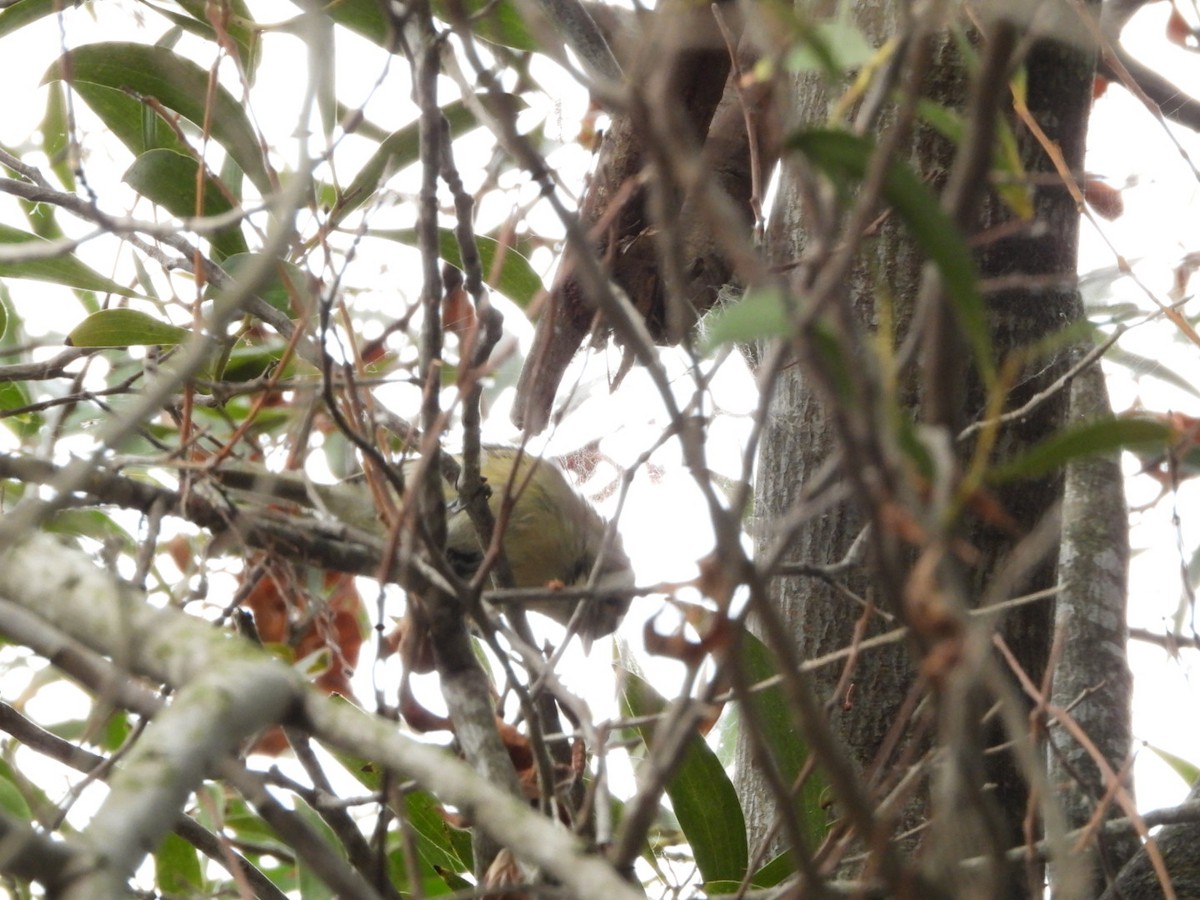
446;545;484;579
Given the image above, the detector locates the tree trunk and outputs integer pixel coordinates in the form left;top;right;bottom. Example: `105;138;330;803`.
1050;361;1137;896
736;8;1108;897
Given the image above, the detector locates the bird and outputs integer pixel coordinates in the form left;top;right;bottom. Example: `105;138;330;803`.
209;446;633;643
437;446;633;642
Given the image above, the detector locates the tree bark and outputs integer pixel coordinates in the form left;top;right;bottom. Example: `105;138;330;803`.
1050;360;1137;896
736;10;1104;899
1100;779;1200;899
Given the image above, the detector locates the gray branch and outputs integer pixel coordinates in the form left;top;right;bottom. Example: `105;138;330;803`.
0;532;643;900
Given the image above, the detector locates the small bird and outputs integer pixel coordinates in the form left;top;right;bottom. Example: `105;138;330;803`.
438;446;633;642
210;447;633;643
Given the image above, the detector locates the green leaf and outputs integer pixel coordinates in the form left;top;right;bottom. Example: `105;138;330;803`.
989;417;1173;482
786;20;874;75
308;0;390;48
737;631;829;852
1010;64;1028;108
788;128;995;387
1104;344;1200;400
0;283;13;345
218;340;292;383
749;850;797;888
47;508;138;555
621;672;748;887
1144;742;1200;788
223;794;287;847
123;149;248;260
0;287;40;439
154;832;204;895
0;775;32;821
0;759;53;827
415;795;473;874
701;286;791;350
704;880;743;895
312;0;535;51
0;224;138;297
0;0;58;39
58;81;194;164
66;308;190;347
102;710;135;752
0;380;39;438
916;99;1032;220
373;228;544;307
292;800;338;900
157;0;261;78
332;98;499;221
324;719;472;884
309;13;338;140
215;253;310;315
41;82;75;193
440;0;537;50
192;400;294;437
43;43;270;193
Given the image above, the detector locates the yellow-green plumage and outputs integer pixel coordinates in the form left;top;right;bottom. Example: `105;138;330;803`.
212;448;633;641
441;447;633;640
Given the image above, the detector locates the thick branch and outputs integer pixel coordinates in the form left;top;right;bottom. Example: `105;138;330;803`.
0;533;642;900
1099;0;1200;132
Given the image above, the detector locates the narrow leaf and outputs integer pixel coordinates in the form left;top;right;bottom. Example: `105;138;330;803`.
621;672;748;887
292;800;338;900
214;253;309;314
786;19;874;75
989;417;1172;482
124;149;248;259
154;832;204;896
1144;742;1200;788
0;775;31;821
0;224;138;297
1105;344;1200;400
702;286;790;350
43;43;270;193
41;82;75;192
0;0;57;39
0;380;39;438
168;0;260;76
310;0;535;51
915;99;1033;220
750;851;797;889
738;631;830;852
66;308;189;347
437;0;537;50
218;342;292;383
64;81;194;163
373;228;543;307
332;98;506;221
325;733;471;885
